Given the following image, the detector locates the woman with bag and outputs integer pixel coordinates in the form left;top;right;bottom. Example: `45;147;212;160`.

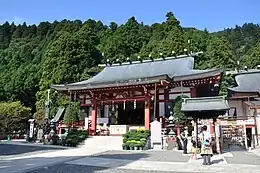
199;125;213;165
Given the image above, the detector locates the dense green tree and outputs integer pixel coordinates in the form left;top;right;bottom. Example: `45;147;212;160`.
173;95;189;125
63;102;80;125
140;12;185;58
219;74;236;96
0;11;259;119
204;36;235;69
36;27;101;112
0;102;31;135
243;41;260;68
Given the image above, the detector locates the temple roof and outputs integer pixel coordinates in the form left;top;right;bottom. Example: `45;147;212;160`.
52;53;222;91
181;96;230;112
229;71;260;93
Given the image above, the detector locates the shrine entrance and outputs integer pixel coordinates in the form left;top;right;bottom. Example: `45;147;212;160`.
117;102;145;125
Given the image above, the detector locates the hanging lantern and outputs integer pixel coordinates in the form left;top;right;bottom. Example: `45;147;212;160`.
112;101;115;111
123;100;126;110
134;100;136;109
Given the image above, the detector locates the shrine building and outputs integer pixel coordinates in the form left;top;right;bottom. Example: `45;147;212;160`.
52;52;223;135
224;69;260;149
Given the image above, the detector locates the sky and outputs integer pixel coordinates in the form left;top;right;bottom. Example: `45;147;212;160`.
1;0;259;32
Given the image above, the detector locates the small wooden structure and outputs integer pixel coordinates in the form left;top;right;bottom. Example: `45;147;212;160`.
181;96;230;153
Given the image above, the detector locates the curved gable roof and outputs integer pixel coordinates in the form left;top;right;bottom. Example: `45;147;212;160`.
229;71;260;93
74;56;194;85
52;53;222;91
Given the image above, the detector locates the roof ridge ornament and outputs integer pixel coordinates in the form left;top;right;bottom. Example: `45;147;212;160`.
149;54;154;61
184;48;189;56
160;53;165;60
98;51;203;67
116;59;121;65
127;57;132;64
106;59;111;66
138;56;142;63
172;51;176;58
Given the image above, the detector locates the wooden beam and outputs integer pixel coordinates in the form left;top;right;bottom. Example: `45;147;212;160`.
97;96;147;104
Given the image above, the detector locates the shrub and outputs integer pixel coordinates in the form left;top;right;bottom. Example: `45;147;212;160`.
64;129;88;147
123;129;150;149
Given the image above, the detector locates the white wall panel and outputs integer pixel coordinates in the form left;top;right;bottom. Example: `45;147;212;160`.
159;102;165;116
159;95;164;100
85;99;91;104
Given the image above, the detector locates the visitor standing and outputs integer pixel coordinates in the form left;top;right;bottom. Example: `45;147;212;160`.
181;126;189;154
199;125;213;165
191;139;198;159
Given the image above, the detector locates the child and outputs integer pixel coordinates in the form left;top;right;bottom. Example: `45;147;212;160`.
191;140;197;160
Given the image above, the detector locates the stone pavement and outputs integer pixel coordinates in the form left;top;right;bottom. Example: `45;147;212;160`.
0;143;67;158
1;145;260;173
61;150;260;173
0;143;108;173
252;146;260;157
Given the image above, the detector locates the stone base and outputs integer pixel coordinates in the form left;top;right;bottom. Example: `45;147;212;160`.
152;143;162;150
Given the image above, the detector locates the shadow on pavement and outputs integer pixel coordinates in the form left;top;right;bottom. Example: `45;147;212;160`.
223;146;246;153
0;143;66;156
0;152;151;173
89;150;190;163
211;158;225;164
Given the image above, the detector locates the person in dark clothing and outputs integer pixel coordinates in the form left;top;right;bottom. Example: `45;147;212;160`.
181;126;189;154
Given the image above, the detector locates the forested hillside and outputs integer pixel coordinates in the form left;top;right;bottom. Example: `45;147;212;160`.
0;12;259;116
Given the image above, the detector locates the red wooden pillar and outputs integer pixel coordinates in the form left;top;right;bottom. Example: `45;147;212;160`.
58;122;62;134
177;127;181;136
210;121;214;135
145;100;151;130
91;102;97;133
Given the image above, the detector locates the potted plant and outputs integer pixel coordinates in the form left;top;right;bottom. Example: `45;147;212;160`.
128;142;135;150
135;141;144;150
66;138;72;146
134;142;139;150
122;143;129;150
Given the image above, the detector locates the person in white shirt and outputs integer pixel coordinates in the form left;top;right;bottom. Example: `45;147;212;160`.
199;125;213;165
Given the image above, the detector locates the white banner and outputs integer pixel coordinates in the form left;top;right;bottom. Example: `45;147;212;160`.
29;122;34;138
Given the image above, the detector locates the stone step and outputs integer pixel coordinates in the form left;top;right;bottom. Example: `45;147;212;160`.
81;136;123;150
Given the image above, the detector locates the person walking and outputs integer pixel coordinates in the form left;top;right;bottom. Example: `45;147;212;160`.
191;139;198;160
199;125;213;165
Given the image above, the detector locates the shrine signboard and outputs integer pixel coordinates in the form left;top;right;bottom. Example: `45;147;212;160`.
110;125;128;135
150;120;162;149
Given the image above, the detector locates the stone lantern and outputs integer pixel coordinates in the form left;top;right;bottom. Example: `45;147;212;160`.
168;112;176;137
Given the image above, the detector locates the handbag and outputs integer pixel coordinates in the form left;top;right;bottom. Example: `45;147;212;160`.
202;133;211;147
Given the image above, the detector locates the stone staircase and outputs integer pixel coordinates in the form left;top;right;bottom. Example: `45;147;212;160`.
81;136;123;151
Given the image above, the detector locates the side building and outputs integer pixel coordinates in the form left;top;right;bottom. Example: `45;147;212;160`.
52;52;223;135
222;70;260;149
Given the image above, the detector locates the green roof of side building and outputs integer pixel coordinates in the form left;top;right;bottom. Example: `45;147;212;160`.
52;53;223;91
181;96;230;112
228;71;260;93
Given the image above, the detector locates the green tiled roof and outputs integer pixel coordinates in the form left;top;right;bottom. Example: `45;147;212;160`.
229;71;260;93
181;96;230;112
52;53;222;91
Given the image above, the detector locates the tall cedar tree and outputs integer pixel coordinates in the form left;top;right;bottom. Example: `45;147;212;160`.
0;12;259;125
